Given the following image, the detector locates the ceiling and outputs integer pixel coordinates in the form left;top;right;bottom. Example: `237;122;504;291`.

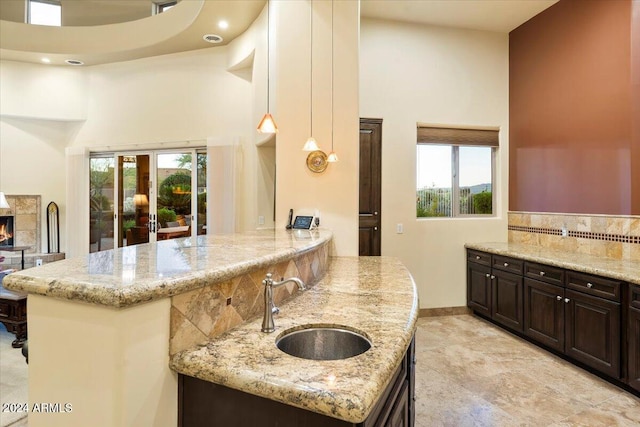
0;0;558;66
360;0;559;34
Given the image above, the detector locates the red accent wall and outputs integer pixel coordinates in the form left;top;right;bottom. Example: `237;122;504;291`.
509;0;638;215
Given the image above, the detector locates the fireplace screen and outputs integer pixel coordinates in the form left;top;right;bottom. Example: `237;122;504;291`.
0;216;14;247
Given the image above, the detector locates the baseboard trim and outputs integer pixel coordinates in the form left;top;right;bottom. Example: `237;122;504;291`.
419;306;471;317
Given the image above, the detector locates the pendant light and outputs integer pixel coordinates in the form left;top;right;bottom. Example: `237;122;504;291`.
327;0;339;162
302;1;320;152
257;0;278;134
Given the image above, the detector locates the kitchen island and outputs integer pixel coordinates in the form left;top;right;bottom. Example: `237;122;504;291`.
3;229;418;427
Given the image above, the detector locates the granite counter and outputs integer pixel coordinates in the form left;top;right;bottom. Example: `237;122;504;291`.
170;256;419;424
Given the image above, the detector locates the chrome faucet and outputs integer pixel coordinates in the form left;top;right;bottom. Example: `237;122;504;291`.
261;273;306;333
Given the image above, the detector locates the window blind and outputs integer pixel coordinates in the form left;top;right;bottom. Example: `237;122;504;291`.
417;126;499;147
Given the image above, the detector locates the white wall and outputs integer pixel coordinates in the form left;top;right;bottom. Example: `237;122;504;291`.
0;60;88;252
360;18;509;309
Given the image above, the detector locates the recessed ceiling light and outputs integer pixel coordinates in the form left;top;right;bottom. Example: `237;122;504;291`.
41;57;51;64
65;59;84;66
203;34;223;44
218;20;229;30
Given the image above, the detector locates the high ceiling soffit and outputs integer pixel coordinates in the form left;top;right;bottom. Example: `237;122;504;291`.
0;0;558;67
0;0;265;66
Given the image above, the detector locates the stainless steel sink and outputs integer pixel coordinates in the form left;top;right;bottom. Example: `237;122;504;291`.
276;326;371;360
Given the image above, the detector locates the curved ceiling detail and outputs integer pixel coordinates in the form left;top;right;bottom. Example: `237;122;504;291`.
0;0;265;66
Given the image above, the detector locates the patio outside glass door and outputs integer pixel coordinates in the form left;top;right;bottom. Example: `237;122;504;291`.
155;152;191;241
90;149;206;252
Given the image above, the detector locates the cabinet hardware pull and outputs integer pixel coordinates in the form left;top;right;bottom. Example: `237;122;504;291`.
490;275;495;280
556;296;562;300
504;262;509;267
476;255;481;260
485;273;490;278
564;298;570;303
539;271;546;276
587;282;593;288
374;227;378;231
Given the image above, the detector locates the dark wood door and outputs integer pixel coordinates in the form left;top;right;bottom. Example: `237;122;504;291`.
492;270;524;333
359;118;382;256
564;289;621;378
467;262;492;318
523;278;564;352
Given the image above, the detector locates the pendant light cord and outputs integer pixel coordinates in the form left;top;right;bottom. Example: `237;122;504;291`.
330;0;334;153
310;0;313;137
267;1;270;114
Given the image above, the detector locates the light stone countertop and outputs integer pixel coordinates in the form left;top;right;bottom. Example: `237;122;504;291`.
170;256;419;424
465;242;639;285
2;229;332;308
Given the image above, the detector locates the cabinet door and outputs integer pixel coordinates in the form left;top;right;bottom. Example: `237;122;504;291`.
467;262;492;317
564;289;620;378
492;270;524;333
524;278;564;352
629;307;640;392
385;380;409;427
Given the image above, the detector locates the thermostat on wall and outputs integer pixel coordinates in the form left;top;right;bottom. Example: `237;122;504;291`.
292;216;314;230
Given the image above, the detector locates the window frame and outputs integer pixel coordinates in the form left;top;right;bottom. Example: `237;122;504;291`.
416;125;498;219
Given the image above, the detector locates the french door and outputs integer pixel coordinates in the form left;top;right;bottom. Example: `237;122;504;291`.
89;149;207;252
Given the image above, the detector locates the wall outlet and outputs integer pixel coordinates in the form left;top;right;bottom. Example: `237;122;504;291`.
396;223;404;234
36;258;43;266
258;215;265;225
561;227;568;238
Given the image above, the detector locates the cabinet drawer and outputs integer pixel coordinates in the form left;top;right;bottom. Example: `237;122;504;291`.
492;255;524;275
566;271;621;302
524;262;564;287
630;285;640;310
467;250;491;266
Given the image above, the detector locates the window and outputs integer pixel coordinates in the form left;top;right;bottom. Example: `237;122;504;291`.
28;0;61;26
416;125;498;218
155;1;177;14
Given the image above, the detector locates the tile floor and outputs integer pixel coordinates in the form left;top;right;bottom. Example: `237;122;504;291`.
415;315;640;426
4;315;640;426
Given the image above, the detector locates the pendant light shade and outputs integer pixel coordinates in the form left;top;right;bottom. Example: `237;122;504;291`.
327;151;339;163
0;192;9;209
257;1;277;134
302;137;319;151
257;113;278;134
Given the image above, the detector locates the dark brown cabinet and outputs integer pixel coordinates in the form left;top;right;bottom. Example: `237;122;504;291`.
469;249;628;387
524;268;621;378
179;338;416;427
628;285;640;392
524;278;564;352
467;250;523;333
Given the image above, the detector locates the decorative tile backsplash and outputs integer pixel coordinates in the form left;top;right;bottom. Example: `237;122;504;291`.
170;242;330;355
508;212;640;260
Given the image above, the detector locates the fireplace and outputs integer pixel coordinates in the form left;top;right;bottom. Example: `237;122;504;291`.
0;216;14;247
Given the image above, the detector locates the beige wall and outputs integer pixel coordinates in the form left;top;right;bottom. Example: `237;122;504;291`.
360;18;509;308
274;0;360;256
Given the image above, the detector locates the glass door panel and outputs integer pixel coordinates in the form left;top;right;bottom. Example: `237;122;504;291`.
118;154;151;247
196;151;207;235
89;157;115;253
156;152;192;241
